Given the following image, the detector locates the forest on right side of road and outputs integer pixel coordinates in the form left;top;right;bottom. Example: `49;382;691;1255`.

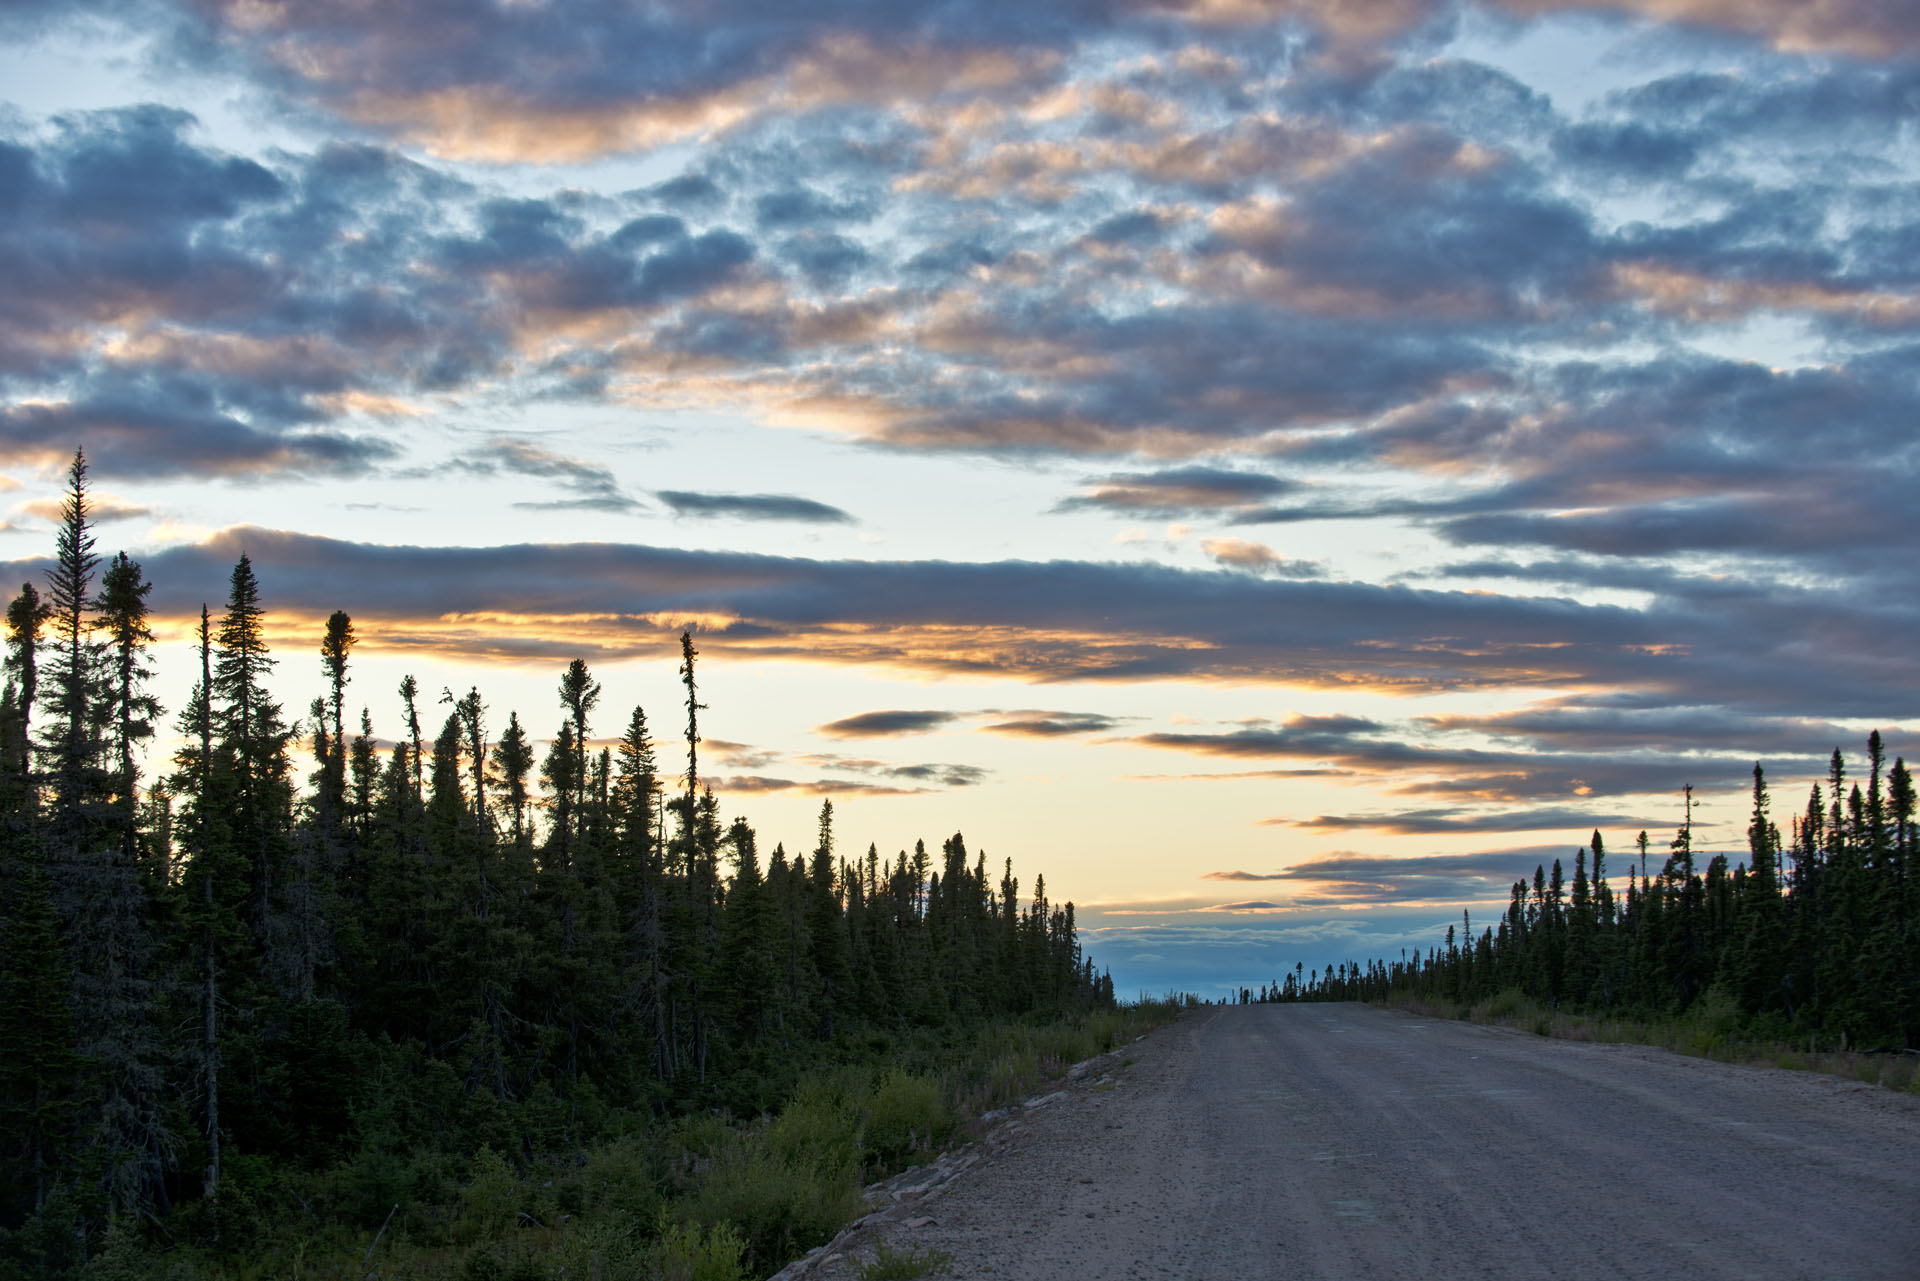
1253;738;1919;1056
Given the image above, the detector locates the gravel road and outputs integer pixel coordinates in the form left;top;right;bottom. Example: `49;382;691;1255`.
797;1003;1920;1281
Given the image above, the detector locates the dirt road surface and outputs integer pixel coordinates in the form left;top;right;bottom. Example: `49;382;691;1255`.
798;1003;1920;1280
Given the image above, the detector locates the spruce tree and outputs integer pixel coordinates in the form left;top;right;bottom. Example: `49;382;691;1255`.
5;581;49;788
807;799;852;1037
317;611;354;828
1731;763;1785;1012
612;705;671;1077
92;553;158;863
30;450;172;1224
444;686;488;838
398;674;425;811
491;711;534;850
557;659;600;846
40;448;106;853
213;554;291;951
170;606;246;1224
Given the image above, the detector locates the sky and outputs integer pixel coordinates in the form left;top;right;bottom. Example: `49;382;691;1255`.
0;0;1916;1000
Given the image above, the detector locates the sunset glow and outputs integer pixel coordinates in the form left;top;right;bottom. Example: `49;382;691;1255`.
2;0;1914;996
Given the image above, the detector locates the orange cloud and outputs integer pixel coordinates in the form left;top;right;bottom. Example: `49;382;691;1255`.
1497;0;1919;60
1611;263;1920;328
328;35;1063;163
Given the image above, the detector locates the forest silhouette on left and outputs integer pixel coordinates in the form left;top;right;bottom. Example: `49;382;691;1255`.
0;449;1118;1278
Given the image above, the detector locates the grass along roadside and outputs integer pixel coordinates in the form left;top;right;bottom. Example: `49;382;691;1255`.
508;998;1188;1280
1377;987;1920;1095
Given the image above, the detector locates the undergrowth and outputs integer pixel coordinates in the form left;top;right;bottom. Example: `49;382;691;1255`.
64;1000;1184;1281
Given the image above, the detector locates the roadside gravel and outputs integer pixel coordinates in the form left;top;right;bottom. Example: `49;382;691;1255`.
782;1003;1920;1281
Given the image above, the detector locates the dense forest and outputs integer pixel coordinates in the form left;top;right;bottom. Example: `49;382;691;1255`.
1249;747;1918;1053
0;451;1113;1276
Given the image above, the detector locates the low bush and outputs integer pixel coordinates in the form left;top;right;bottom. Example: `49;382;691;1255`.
865;1070;951;1173
857;1240;954;1280
686;1127;863;1273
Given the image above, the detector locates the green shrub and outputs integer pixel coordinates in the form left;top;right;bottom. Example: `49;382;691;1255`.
457;1145;521;1242
79;1220;180;1281
459;1242;550;1281
1482;988;1530;1021
333;1143;409;1227
985;1047;1038;1106
649;1218;749;1281
686;1135;861;1272
575;1133;666;1220
857;1241;953;1280
1684;986;1743;1055
768;1071;866;1175
865;1071;951;1172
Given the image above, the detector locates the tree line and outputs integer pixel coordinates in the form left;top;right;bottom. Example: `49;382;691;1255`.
0;450;1112;1261
1247;744;1918;1052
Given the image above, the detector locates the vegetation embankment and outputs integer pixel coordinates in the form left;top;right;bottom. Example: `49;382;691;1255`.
1245;741;1920;1089
0;450;1156;1279
1375;988;1920;1094
84;998;1176;1281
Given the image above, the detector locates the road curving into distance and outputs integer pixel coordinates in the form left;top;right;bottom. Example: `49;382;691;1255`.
803;1003;1920;1280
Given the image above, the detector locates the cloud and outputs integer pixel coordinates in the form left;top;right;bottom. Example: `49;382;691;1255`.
63;525;1918;737
1200;537;1323;577
106;1;1911;178
817;709;959;738
1120;767;1345;781
1418;700;1892;760
754;186;878;230
6;32;1914;570
876;761;988;787
14;492;150;524
701;737;782;770
980;710;1120;737
1057;467;1295;515
1083;208;1173;247
1492;0;1920;60
716;774;925;797
1127;712;1826;811
657;491;854;523
1550;121;1698;180
1269;806;1668;835
0;402;398;481
720;752;987;795
0;109;784;493
1199;847;1597;908
108;528;1664;691
28;520;1890;839
446;437;641;513
776;231;871;289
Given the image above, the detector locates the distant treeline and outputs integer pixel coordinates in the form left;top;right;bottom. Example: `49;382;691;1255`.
0;451;1111;1261
1246;741;1918;1052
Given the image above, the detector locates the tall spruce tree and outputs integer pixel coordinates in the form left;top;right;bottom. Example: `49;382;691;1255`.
40;449;106;853
317;611;354;829
93;553;158;863
491;711;534;850
557;660;600;847
214;555;290;948
171;606;247;1225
